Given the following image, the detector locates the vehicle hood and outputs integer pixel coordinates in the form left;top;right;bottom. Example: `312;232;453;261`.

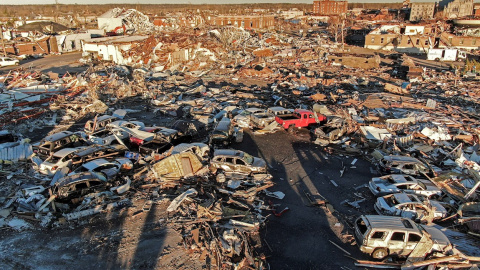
252;157;266;169
422;225;451;248
371;179;399;193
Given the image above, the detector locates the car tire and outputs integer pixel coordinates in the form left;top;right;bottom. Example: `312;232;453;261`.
372;248;388;260
287;125;295;134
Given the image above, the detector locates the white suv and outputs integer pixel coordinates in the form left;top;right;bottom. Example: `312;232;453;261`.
0;57;19;67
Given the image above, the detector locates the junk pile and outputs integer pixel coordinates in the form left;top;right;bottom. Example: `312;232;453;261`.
109;8;159;34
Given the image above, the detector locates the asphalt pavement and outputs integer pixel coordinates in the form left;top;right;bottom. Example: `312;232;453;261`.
234;129;376;269
0;52;85;75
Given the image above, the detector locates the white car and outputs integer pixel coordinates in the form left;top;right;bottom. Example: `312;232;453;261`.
0;57;19;67
69;158;133;180
38;147;82;176
368;174;442;198
374;193;448;222
233;108;264;128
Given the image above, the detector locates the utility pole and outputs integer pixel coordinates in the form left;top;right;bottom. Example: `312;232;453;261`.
341;18;345;51
55;0;59;23
1;26;7;57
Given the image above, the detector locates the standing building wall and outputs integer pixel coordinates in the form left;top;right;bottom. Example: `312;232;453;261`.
410;2;436;21
209;15;275;29
313;0;348;16
443;0;474;18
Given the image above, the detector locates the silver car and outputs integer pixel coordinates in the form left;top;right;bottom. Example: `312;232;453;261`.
0;57;19;67
38;147;84;176
374;193;448;222
69;158;133;180
210;149;267;175
354;215;452;260
368;174;442;198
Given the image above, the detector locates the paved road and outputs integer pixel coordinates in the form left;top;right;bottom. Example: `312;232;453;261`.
0;52;86;75
235;129;375;269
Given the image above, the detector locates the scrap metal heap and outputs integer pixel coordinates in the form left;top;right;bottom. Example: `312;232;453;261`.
110;8;159;34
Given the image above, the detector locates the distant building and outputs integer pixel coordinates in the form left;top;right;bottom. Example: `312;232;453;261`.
2;36;57;56
209;15;275;29
55;30;104;53
280;9;304;19
365;24;434;54
313;0;348;16
441;0;474;19
439;32;480;50
410;2;436;21
474;4;480;17
82;35;149;65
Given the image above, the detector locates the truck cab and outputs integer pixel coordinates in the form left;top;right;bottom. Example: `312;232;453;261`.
275;109;326;131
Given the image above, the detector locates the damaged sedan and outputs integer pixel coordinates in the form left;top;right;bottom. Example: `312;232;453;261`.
369;174;442;198
374;193;448;222
52;171;108;202
69;158;133;180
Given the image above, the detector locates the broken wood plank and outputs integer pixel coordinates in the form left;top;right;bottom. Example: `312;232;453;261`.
329;240;351;256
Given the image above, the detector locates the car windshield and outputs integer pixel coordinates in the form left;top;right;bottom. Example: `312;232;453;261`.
244;153;254;164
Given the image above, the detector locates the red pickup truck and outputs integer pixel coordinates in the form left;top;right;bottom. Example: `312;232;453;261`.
275;109;326;131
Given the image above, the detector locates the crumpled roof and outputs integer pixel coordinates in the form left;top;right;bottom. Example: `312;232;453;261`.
17;21;69;33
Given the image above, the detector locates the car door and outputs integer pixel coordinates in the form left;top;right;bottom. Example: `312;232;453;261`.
87;179;105;193
301;113;308;126
388;231;407;256
401;163;416;175
366;230;388;249
234;158;249;174
404;233;422;255
223;157;235;172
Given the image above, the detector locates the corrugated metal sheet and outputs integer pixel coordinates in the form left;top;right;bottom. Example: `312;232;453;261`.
0;143;33;161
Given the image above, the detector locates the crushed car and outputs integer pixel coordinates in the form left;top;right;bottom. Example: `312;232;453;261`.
210;117;236;146
354;215;452;260
84;115;117;136
377;155;431;176
368;174;442;198
52;171;109;202
32;131;81;159
37;147;84;176
210;149;267;175
69;157;133;180
374;193;448;222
